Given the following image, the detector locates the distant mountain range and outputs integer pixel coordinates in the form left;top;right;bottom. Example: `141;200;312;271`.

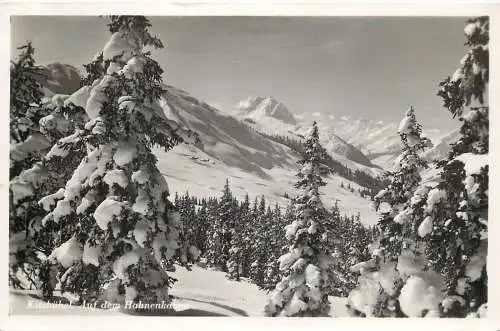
231;96;457;170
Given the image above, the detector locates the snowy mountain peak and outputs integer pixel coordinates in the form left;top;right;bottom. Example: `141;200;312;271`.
236;96;297;125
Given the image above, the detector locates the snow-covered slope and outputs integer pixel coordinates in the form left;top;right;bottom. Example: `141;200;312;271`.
161;86;296;178
156;143;378;226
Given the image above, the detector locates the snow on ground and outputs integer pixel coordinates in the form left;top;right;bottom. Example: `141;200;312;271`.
155;143;379;227
170;266;349;317
9;266;349;317
169;266;267;316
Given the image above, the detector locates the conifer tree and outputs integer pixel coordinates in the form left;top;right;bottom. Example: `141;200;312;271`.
178;192;197;255
225;195;240;280
239;194;252;277
218;179;235;272
261;203;286;291
205;197;220;267
37;16;197;304
9;43;88;290
373;106;432;262
173;192;201;271
420;16;488;317
206;179;234;272
348;17;488;318
9;42;49;288
227;228;243;281
259;194;266;216
347;107;432;317
249;197;265;283
10;42;45;147
194;198;210;254
265;122;333;317
326;203;366;297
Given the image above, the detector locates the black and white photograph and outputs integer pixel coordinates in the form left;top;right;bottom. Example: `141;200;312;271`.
5;6;492;323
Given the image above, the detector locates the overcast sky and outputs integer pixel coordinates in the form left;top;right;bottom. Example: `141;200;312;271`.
11;16;470;130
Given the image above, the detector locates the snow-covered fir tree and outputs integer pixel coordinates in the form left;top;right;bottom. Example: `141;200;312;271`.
347;106;432;317
227;190;245;281
205;197;220;268
219;179;234;272
9;42;88;290
37;16;198;304
421;16;488;317
10;44;44;141
206;179;236;272
373;106;432;261
265;121;333;317
9;42;50;289
251;197;284;288
238;194;253;278
176;192;199;265
227;229;243;281
391;16;489;318
10;42;48;178
331;209;373;297
248;196;266;283
194;198;210;255
261;203;286;290
347;16;488;318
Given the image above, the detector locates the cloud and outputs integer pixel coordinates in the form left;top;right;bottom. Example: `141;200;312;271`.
312;112;322;117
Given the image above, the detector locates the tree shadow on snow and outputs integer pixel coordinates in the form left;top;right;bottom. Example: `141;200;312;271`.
121;307;228;317
178;296;249;316
119;294;245;317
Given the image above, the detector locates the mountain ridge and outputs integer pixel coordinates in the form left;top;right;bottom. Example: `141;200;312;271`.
232;97;384;175
233;95;456;170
